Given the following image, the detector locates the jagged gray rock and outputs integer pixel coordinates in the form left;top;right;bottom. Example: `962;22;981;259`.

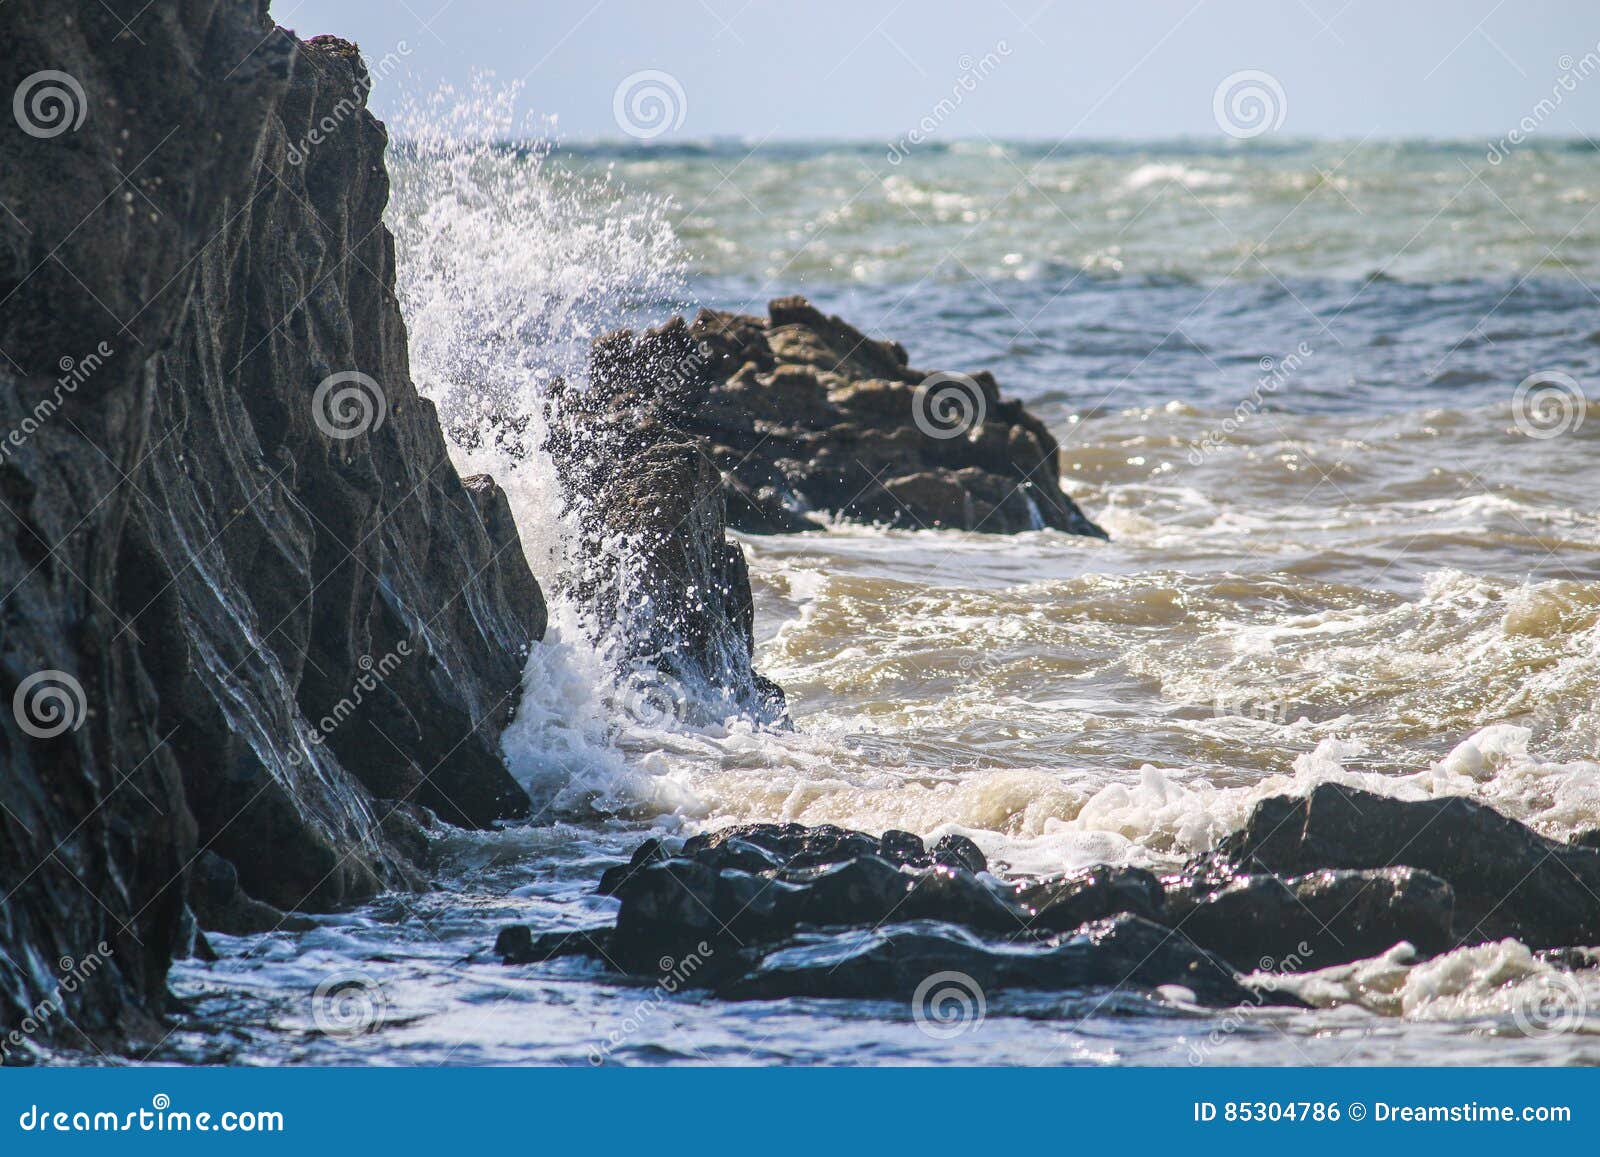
0;4;543;1053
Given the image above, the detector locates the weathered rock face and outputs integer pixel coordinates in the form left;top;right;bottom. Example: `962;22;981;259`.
545;320;783;721
0;3;542;1053
677;297;1106;538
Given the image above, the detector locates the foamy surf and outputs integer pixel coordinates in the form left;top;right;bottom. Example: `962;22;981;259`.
160;113;1591;1065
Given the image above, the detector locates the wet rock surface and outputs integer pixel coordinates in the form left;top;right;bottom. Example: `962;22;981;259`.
500;791;1598;1010
679;298;1107;537
544;320;784;721
1214;783;1600;949
1;6;542;1051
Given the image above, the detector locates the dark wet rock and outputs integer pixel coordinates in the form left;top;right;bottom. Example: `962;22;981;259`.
597;836;675;895
931;833;989;875
376;802;439;871
496;925;616;966
1569;828;1600;851
1165;866;1455;972
1014;865;1167;933
583;821;1287;1006
544;321;783;722
677;821;984;874
0;9;542;1049
188;853;316;938
678;298;1107;537
602;845;1030;975
681;823;897;868
551;802;1595;1012
719;916;1261;1008
1218;785;1600;949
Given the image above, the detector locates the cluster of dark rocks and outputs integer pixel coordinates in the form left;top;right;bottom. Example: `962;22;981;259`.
576;301;1107;538
495;784;1600;1008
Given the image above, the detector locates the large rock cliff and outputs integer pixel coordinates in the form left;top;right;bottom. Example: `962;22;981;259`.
0;2;542;1053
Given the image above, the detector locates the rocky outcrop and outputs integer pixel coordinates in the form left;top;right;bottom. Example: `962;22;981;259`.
497;823;1279;1007
1;3;542;1054
545;320;784;722
676;297;1106;537
497;791;1600;1009
1213;784;1600;949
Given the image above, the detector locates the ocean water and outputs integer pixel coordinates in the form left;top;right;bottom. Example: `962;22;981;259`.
156;124;1600;1066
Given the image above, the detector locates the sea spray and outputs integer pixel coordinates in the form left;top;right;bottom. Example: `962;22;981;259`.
385;80;735;813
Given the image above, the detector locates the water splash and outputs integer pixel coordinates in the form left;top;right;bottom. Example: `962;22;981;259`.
386;80;726;813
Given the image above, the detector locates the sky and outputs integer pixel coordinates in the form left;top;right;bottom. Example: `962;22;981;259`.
277;0;1600;141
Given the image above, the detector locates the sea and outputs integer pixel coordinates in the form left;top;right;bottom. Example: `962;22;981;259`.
156;96;1600;1066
